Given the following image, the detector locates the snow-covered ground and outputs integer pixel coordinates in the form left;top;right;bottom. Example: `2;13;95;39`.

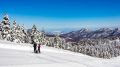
0;40;120;67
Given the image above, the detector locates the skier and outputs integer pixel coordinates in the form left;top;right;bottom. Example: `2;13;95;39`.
33;41;37;53
38;43;41;53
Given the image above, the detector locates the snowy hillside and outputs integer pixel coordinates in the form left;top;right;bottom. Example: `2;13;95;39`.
0;40;120;67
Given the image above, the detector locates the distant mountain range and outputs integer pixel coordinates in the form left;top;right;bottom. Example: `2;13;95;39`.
60;28;120;42
27;28;120;42
45;28;80;34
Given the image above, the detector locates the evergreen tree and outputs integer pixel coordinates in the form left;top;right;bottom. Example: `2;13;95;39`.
0;23;2;39
31;25;46;44
1;14;11;40
11;21;26;43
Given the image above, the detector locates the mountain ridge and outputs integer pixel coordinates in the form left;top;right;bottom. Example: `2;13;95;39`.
60;28;120;42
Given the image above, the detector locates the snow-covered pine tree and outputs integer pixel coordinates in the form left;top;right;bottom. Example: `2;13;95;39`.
1;14;11;40
31;25;37;43
0;23;2;39
53;33;66;49
21;25;30;43
20;24;27;43
31;25;40;43
11;21;26;43
11;20;17;42
54;33;61;48
40;29;46;45
31;25;46;45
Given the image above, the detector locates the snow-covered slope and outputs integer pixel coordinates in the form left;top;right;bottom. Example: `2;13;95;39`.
0;40;120;67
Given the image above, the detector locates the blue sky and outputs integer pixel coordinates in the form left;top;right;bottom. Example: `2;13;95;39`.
0;0;120;31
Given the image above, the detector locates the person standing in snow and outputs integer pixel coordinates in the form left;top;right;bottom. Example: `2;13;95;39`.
33;41;37;53
38;43;41;53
